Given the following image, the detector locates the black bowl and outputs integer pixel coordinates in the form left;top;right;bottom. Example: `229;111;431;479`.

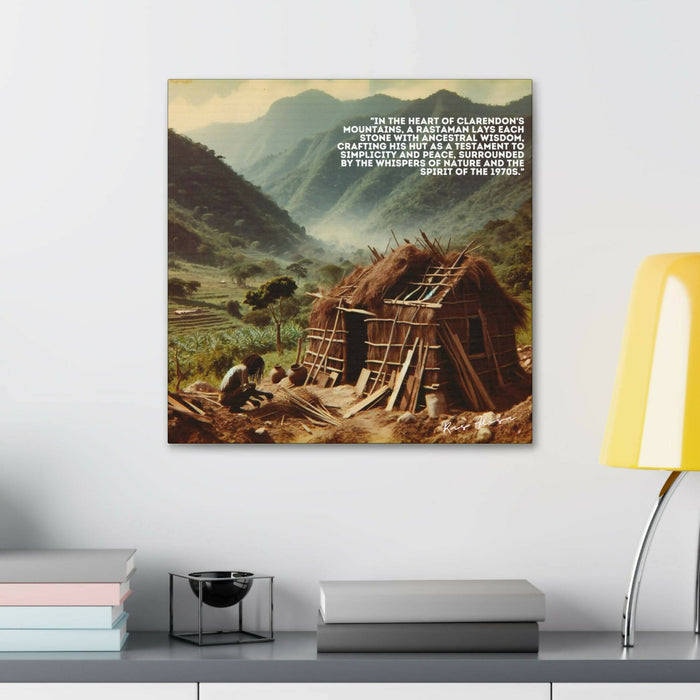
188;571;254;608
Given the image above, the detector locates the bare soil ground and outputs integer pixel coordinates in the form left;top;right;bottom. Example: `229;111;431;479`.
168;347;533;445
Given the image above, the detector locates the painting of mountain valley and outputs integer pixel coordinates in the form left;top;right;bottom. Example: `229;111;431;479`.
167;79;532;444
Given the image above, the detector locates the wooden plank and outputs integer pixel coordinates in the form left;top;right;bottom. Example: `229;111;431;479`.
365;341;441;350
438;326;479;408
305;335;345;344
343;385;391;419
367;318;439;327
306;327;348;335
339;307;376;316
369;310;400;393
168;392;206;416
449;328;496;410
386;338;419;411
328;371;340;387
399;375;418;411
304;349;345;362
479;308;504;388
384;299;442;309
315;370;331;388
401;342;423;412
304;325;326;385
409;340;429;413
167;395;212;424
355;368;371;396
314;306;343;382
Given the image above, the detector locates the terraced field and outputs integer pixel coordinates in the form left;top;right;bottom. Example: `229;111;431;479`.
168;307;234;335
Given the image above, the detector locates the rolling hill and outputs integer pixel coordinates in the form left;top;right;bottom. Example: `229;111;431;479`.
241;90;532;245
168;129;309;261
186;90;405;172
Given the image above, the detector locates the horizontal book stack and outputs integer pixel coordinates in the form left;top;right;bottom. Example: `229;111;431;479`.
317;579;545;653
0;549;135;651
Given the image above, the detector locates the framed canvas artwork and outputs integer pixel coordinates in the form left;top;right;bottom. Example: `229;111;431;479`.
167;79;532;444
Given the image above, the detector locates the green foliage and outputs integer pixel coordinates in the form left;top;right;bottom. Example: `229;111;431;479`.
244;276;297;310
286;262;308;280
245;99;531;245
168;277;201;298
243;309;272;327
226;300;242;318
280;295;302;319
229;261;264;287
244;276;298;354
451;199;533;344
168;130;308;262
459;199;532;299
260;258;282;276
168;321;306;386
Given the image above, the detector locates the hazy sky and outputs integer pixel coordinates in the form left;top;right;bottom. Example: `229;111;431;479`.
168;79;532;132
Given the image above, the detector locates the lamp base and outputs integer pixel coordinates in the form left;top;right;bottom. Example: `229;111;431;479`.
622;471;687;647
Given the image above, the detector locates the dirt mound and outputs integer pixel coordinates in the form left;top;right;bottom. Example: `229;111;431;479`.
168;348;533;444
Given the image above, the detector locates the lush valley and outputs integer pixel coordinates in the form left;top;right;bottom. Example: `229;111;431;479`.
168;130;311;258
169;88;532;389
229;91;532;246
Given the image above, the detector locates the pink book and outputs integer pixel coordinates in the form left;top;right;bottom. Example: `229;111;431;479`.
0;581;131;606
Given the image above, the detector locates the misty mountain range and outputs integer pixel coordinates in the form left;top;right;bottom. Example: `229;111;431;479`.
181;88;532;248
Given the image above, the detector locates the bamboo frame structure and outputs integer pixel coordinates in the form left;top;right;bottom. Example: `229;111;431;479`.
301;242;528;412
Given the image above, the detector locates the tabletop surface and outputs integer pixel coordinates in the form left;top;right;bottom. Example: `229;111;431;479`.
1;631;700;683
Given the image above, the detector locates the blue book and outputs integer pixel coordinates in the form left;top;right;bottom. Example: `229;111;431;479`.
0;604;124;629
0;613;128;651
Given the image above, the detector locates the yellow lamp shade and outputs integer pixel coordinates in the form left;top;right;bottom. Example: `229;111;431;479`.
601;253;700;470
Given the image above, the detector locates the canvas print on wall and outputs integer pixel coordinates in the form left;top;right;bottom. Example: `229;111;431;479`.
167;79;532;444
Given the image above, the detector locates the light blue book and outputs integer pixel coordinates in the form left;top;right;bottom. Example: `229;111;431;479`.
0;604;124;629
0;613;128;651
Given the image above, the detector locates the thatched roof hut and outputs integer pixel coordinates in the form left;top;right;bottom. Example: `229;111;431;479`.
302;242;529;412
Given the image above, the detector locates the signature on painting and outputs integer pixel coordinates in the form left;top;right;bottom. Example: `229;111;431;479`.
441;416;515;434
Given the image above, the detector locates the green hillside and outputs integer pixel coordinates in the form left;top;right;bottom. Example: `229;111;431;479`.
241;92;532;246
168;129;309;259
458;198;533;300
187;90;405;172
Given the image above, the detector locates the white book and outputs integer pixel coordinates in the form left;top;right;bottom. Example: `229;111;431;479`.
319;579;545;623
0;603;124;629
0;549;136;583
0;613;128;651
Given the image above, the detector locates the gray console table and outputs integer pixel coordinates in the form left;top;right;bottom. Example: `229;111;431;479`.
0;632;700;683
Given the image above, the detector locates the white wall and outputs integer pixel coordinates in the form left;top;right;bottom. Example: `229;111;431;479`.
1;0;699;632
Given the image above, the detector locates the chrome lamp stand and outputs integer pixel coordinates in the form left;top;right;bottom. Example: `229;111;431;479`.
621;471;698;646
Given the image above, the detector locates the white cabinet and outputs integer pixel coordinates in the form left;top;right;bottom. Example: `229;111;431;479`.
554;684;700;700
0;684;197;699
201;683;550;700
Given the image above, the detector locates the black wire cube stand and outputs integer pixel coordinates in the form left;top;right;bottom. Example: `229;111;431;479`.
169;572;274;646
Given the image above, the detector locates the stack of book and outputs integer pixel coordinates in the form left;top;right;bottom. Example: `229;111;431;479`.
317;579;545;652
0;549;135;651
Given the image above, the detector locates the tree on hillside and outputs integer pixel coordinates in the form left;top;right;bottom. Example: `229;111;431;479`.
168;278;201;298
260;258;282;276
286;262;308;281
244;276;298;354
226;300;242;319
230;261;263;288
